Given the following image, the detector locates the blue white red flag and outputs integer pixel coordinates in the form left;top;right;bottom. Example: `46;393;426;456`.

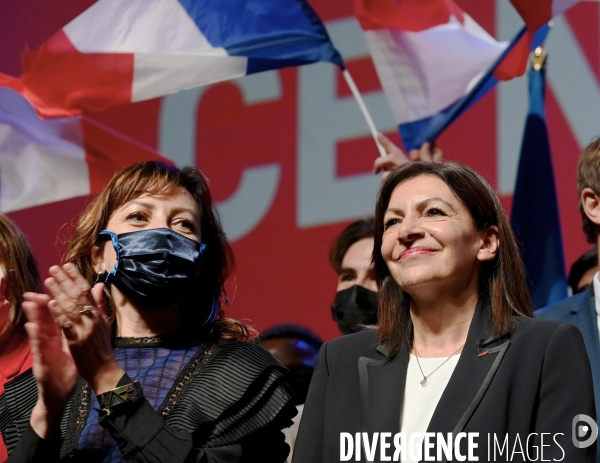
0;85;168;212
0;0;342;118
355;0;549;151
511;60;568;308
507;0;580;77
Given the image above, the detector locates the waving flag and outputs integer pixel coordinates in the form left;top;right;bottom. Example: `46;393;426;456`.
356;0;504;151
0;85;168;212
511;53;567;308
1;0;343;118
507;0;580;78
356;0;549;151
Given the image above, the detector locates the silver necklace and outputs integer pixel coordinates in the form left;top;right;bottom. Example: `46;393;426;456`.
412;343;465;387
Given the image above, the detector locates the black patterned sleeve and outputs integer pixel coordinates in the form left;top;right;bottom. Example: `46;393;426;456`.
99;342;297;463
2;369;60;463
5;423;60;463
100;396;291;463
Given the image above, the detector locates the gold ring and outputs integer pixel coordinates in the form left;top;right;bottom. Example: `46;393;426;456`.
79;305;93;315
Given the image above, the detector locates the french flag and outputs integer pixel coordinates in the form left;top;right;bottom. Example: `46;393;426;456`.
0;84;168;213
356;0;508;151
355;0;557;151
507;0;580;78
1;0;343;118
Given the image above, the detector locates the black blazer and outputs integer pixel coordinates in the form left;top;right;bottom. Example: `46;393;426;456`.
536;288;600;423
293;306;596;462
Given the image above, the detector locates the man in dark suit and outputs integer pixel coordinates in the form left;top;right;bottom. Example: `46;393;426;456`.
537;138;600;462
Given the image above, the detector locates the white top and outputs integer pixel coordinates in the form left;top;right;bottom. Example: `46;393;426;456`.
592;271;600;338
399;353;461;463
283;404;304;463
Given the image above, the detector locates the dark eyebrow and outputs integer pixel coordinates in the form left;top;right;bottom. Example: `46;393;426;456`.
384;197;456;216
338;267;357;275
416;197;456;212
120;200;155;211
384;207;403;215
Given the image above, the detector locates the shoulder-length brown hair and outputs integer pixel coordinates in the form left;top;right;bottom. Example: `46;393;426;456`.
0;214;42;335
373;162;532;356
64;161;253;341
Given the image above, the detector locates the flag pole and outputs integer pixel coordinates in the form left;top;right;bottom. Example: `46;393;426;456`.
342;69;386;157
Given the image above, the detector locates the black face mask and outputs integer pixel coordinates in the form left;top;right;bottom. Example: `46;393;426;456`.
331;285;378;335
99;228;206;314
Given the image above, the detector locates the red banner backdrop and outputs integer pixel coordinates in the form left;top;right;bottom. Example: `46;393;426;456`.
1;0;598;340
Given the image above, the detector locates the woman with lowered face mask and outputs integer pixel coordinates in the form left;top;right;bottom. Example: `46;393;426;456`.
4;162;296;463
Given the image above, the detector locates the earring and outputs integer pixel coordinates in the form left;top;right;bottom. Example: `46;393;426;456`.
93;272;107;285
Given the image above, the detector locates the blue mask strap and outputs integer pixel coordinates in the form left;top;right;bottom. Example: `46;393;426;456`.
197;243;214;325
198;243;207;265
98;230;121;283
203;297;219;326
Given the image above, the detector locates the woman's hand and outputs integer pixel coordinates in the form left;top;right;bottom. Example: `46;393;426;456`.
373;133;444;178
408;141;443;162
373;133;410;178
22;292;77;439
45;264;124;394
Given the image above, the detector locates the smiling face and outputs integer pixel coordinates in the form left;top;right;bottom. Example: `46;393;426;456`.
93;186;202;274
381;174;497;298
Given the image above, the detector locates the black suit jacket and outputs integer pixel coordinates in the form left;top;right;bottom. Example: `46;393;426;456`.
536;288;600;427
293;306;596;462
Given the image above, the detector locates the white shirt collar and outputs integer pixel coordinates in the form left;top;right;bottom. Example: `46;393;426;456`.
592;271;600;317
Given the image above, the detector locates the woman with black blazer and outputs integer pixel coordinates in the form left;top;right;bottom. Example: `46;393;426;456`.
293;162;596;462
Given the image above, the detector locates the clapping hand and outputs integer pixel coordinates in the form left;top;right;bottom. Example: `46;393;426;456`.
44;264;124;394
23;263;125;439
23;292;77;439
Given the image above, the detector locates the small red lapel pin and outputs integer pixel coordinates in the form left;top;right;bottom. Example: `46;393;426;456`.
478;351;489;358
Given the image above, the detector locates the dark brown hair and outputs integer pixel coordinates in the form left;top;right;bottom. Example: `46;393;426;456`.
0;214;42;335
373;162;532;356
577;138;600;243
568;246;598;294
64;161;253;341
329;217;375;273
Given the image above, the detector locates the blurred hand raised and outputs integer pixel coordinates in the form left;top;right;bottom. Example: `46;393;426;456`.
408;141;443;162
373;134;444;179
373;133;410;179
